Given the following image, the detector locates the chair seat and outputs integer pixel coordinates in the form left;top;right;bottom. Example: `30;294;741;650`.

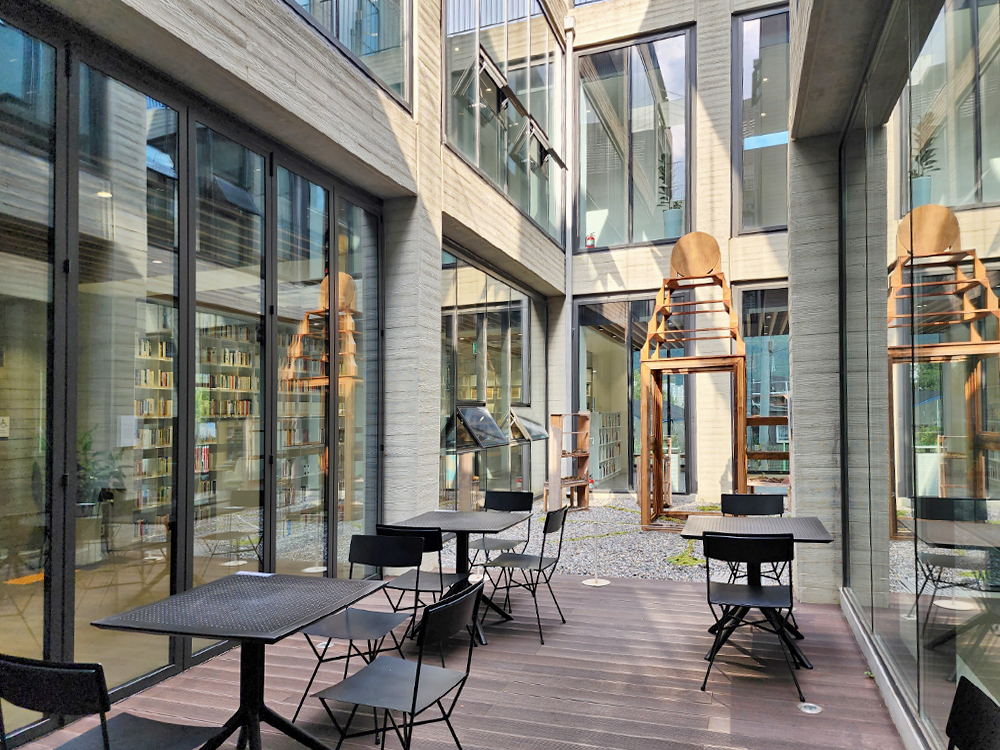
314;655;464;714
468;537;525;552
302;607;409;642
485;552;557;570
385;569;467;593
708;581;792;610
919;551;986;572
57;712;219;750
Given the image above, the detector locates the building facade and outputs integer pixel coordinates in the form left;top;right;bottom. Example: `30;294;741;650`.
0;0;994;747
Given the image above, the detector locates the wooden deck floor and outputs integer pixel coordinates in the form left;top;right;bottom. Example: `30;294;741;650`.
24;575;904;750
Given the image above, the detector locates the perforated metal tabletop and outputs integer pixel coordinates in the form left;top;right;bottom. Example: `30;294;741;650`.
680;515;834;543
395;510;530;534
93;573;384;643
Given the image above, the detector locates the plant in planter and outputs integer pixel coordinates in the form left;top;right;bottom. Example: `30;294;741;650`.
658;153;684;238
909;115;939;208
77;426;126;509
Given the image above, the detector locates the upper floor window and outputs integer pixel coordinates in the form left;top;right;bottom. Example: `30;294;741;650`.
578;30;690;251
904;0;1000;210
286;0;409;103
444;0;565;243
734;9;789;234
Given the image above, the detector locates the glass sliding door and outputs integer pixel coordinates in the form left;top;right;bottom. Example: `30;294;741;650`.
336;199;378;575
193;125;265;596
275;167;329;576
74;65;179;688
0;18;54;733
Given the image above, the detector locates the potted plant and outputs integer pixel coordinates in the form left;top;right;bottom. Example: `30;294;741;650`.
658;153;684;238
77;425;126;511
909;116;939;208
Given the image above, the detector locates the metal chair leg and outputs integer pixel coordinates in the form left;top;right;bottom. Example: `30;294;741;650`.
702;607;729;691
763;608;805;702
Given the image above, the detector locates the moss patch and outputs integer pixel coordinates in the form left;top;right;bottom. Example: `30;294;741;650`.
667;539;704;567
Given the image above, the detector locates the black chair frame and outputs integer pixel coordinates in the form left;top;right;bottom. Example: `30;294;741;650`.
484;505;568;644
700;532;805;702
946;675;1000;750
468;490;533;569
292;534;425;723
318;581;485;750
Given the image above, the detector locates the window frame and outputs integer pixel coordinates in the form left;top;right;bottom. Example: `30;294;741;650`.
575;25;695;254
731;5;790;237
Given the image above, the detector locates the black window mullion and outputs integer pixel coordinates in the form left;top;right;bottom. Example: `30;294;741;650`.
626;44;634;245
263;155;278;573
972;1;984;205
328;188;340;574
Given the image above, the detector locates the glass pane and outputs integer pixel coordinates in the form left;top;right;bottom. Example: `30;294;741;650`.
510;290;524;404
0;18;53;733
980;0;1000;202
479;70;505;187
480;0;505;75
742;289;790;486
440;252;457;509
455;261;486;403
74;65;178;689
276;168;329;577
507;0;529;103
193;125;265;609
337;200;378;576
548;27;562;154
530;2;548;132
579;48;628;248
580;302;629;491
484;278;510;492
740;12;789;231
631;35;687;242
507;109;530;212
446;0;477;160
529;138;550;229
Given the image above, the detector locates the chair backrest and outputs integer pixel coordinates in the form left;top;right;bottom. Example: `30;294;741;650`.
543;505;569;536
0;654;110;729
348;534;424;570
377;525;444;554
914;496;988;523
418;580;484;648
484;490;533;513
440;574;472;602
721;493;784;517
946;676;1000;750
702;532;794;567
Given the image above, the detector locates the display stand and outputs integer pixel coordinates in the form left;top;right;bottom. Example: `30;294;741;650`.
639;232;747;530
545;413;590;511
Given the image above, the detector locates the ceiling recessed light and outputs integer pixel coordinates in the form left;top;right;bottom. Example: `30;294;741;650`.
96;190;113;198
763;77;769;82
152;259;163;265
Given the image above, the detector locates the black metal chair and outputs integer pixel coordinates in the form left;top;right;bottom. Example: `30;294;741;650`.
467;490;533;569
314;581;485;750
483;504;568;644
945;675;1000;749
720;493;784;517
376;525;466;634
699;532;804;702
292;534;425;722
913;497;987;633
0;654;217;750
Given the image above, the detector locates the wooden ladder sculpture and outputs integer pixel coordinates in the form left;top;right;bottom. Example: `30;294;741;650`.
887;204;1000;534
639;232;747;529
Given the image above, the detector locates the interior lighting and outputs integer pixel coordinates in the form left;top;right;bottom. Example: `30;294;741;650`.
96;190;113;198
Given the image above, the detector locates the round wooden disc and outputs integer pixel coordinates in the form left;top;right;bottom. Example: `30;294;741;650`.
670;232;721;278
897;204;960;257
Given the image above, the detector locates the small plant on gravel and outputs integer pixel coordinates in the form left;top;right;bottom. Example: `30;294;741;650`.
667;539;704;567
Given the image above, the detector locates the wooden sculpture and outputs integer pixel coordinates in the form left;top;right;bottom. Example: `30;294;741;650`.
639;232;747;529
887;205;1000;534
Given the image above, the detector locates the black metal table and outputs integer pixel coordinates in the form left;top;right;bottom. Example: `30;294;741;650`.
94;573;383;750
395;509;530;640
681;515;834;669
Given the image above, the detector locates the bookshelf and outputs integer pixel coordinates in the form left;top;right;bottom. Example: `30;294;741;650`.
338;272;362;522
592;411;623;482
131;300;176;540
545;412;590;511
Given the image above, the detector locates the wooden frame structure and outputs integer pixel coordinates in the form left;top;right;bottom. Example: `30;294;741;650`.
639;232;747;529
545;413;590;511
887;205;1000;536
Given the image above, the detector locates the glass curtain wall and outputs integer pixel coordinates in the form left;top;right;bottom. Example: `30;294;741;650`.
439;251;545;508
74;66;180;688
0;18;54;734
736;10;789;233
842;0;1000;744
443;0;565;242
288;0;408;100
579;31;689;250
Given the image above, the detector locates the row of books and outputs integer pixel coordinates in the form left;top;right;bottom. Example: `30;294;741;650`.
201;347;257;367
135;368;174;387
194;445;211;473
196;373;258;390
200;324;256;341
137;339;175;360
135;486;172;509
200;398;256;417
279;379;326;393
135;425;173;448
135;398;173;417
135;456;172;477
132;517;169;540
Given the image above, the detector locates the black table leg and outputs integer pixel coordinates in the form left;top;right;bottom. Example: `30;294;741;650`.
199;642;334;750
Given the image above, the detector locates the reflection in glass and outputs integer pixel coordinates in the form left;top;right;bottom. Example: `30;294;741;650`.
194;125;265;601
631;36;687;242
73;66;178;690
739;12;789;231
440;252;458;508
530;4;548;134
0;18;53;733
276;168;329;576
480;70;505;188
446;0;477;160
337;200;378;575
